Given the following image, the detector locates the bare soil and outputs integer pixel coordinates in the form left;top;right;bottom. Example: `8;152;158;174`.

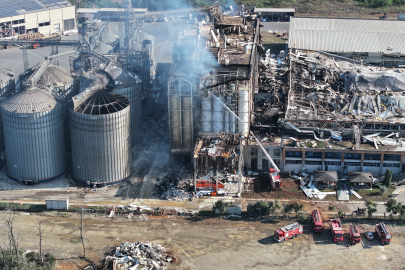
3;211;405;270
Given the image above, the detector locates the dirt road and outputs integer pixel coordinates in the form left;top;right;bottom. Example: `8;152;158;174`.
2;212;404;270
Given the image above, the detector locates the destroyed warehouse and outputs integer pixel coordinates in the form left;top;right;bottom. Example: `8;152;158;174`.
245;17;405;180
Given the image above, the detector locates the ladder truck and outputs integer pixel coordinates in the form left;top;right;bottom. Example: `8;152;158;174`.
312;210;323;232
375;222;391;245
349;225;361;244
330;219;344;242
274;222;303;242
249;132;281;190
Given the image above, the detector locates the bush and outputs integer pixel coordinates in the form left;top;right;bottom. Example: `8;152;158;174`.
384;169;393;187
212;200;229;215
328;205;336;211
297;211;308;223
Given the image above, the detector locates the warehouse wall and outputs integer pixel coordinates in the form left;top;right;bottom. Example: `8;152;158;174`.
0;6;76;37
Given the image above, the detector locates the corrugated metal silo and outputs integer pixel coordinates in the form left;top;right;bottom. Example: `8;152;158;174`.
39;65;79;150
1;89;66;182
107;65;142;146
0;67;15;151
70;91;132;185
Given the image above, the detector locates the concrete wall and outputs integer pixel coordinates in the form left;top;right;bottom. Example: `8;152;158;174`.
244;144;281;171
46;199;69;210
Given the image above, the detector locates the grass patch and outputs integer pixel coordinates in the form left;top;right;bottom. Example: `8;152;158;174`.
260;30;286;54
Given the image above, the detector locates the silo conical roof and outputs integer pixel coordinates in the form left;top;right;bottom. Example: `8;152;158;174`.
2;89;56;114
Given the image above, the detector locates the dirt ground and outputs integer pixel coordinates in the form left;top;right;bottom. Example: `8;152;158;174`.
2;211;404;270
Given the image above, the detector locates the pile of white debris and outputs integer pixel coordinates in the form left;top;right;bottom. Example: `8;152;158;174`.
105;241;176;270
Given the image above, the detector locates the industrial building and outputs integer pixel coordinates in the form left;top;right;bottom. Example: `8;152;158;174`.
244;16;405;182
0;0;76;38
167;7;260;193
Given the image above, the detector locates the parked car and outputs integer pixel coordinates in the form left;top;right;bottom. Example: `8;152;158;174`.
365;231;374;240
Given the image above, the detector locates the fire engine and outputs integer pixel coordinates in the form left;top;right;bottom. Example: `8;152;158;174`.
269;168;281;190
274;222;303;242
196;180;225;196
375;222;391;245
311;210;323;232
349;225;361;244
330;219;343;242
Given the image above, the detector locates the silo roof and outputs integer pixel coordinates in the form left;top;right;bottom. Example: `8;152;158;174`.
2;89;56;113
0;67;15;82
107;66;141;89
74;91;129;115
41;65;74;86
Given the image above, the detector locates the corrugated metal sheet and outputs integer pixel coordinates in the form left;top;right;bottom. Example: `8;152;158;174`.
2;89;66;181
289;17;405;54
255;8;295;13
70;91;132;184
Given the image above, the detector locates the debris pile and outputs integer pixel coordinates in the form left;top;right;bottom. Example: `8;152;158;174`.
105;241;176;270
153;173;192;201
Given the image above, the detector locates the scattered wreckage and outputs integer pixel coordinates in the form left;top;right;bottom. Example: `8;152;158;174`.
104;241;176;270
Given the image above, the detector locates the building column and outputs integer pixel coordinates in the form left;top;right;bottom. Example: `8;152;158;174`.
401;153;405;174
361;153;364;172
281;148;285;172
322;152;325;169
380;153;385;176
302;150;305;171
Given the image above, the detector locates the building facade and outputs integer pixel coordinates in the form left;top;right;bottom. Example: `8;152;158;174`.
0;0;76;38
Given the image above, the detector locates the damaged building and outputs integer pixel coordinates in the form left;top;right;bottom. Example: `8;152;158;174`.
245;16;405;179
168;8;260;194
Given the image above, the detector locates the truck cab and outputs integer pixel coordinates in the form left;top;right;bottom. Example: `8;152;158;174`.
349;225;361;244
330;219;343;242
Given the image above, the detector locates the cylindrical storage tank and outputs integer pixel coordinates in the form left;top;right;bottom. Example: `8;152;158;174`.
169;96;181;149
70;91;132;185
1;89;66;182
212;95;224;132
108;66;142;146
40;65;78;150
238;89;249;135
201;95;212;133
0;67;15;96
224;111;230;133
182;96;192;150
0;68;15;151
230;111;236;133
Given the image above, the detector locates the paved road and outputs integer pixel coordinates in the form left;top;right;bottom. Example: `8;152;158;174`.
396;190;405;203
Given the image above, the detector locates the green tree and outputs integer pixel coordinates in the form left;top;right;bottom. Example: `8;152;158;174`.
247;203;255;216
297;211;308;223
283;203;294;218
338;209;344;218
328;205;336;211
384;169;393;187
212;200;229;215
386;198;397;214
293;202;304;216
396;203;405;219
366;200;378;218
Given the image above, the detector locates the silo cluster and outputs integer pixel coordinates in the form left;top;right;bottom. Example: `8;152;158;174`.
0;62;139;186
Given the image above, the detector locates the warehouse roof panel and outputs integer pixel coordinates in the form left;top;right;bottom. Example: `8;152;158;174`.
255;8;295;13
0;0;71;19
289;17;405;54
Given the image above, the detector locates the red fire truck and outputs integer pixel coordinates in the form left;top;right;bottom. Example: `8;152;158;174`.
330;219;343;242
349;225;361;244
274;222;303;242
312;210;323;232
375;222;391;245
269;168;281;190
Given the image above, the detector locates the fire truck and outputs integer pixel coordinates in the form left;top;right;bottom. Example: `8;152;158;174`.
349;225;361;244
375;222;391;245
330;219;343;242
312;210;323;232
269;168;281;190
274;222;303;242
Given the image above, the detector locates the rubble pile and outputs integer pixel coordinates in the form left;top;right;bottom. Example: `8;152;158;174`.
105;241;176;270
153;173;192;201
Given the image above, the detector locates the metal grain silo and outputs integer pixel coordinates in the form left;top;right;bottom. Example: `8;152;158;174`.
107;65;142;146
39;65;79;150
0;68;15;151
1;89;66;182
70;91;132;185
